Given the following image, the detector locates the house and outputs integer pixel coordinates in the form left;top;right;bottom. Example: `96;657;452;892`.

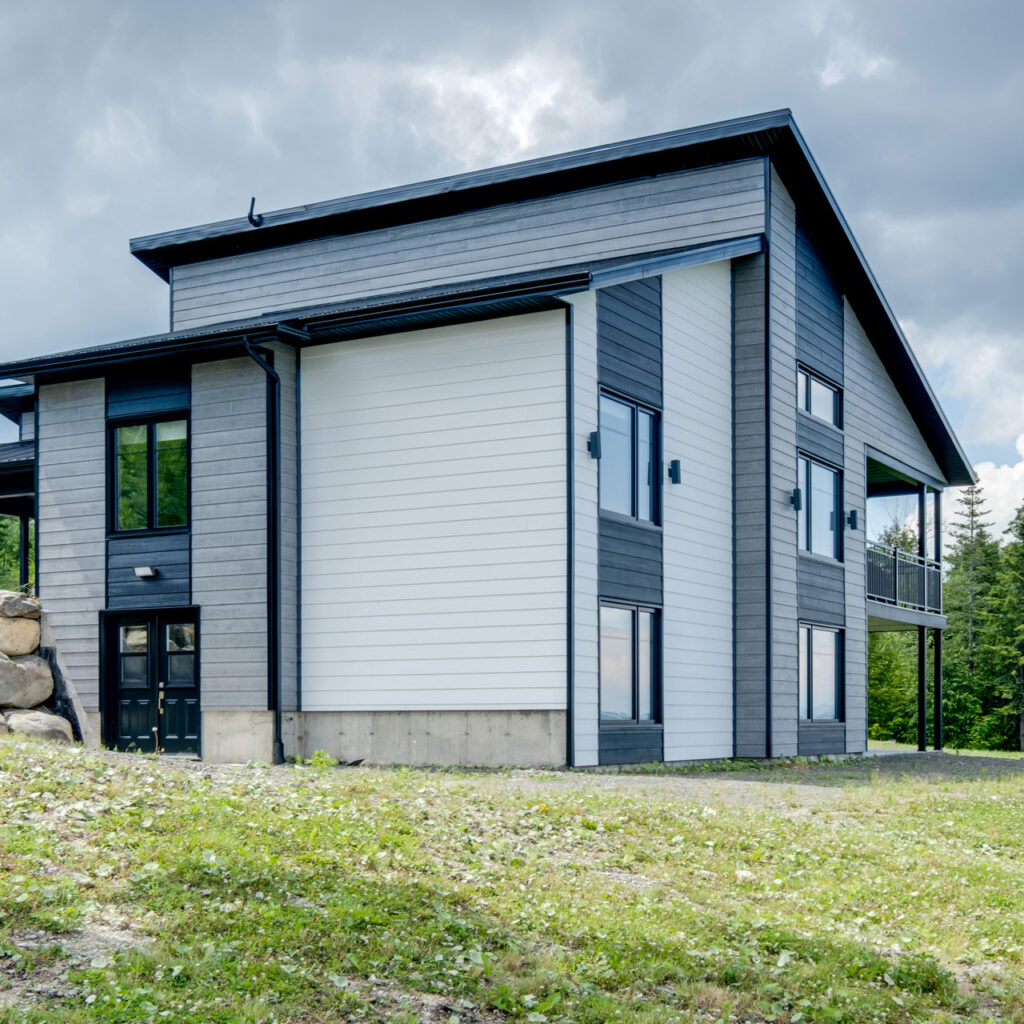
0;109;974;766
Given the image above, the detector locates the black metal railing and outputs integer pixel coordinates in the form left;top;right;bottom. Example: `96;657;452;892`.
867;544;942;613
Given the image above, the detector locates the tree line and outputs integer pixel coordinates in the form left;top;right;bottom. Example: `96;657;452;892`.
869;486;1024;750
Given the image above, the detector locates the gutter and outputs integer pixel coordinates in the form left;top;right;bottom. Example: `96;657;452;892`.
243;337;285;765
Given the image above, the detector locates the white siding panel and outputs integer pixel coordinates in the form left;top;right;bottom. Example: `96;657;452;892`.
37;379;106;709
567;291;599;766
173;161;766;329
191;358;268;710
300;312;567;711
661;263;734;760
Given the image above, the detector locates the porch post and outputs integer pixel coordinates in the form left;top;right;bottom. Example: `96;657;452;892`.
933;629;943;750
917;624;927;751
18;514;29;592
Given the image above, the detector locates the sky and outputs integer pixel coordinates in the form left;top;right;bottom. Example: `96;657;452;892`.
1;0;1023;536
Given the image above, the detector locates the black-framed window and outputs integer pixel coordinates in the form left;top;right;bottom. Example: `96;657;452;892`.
797;367;842;428
797;454;841;560
799;623;843;721
599;392;658;523
112;418;189;532
600;602;659;723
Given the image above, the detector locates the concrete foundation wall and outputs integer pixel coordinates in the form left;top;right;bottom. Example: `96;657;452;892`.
283;710;567;767
202;710;275;763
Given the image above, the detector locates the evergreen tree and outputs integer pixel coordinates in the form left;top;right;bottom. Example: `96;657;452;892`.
985;504;1024;749
942;486;1002;747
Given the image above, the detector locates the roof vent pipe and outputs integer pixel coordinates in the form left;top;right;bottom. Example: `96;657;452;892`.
247;197;264;228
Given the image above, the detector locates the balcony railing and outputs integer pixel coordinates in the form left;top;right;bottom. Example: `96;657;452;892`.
867;544;942;613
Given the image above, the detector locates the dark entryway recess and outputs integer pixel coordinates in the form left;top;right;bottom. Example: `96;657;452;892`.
103;608;199;754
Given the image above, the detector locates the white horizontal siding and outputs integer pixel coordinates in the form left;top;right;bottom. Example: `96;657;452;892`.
566;291;599;766
661;262;734;760
173;160;766;329
37;379;106;709
191;358;268;711
300;312;568;711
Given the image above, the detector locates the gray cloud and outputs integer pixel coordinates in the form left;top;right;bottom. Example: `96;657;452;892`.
1;0;1023;480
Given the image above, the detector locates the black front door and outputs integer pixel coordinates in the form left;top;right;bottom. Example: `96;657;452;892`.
109;611;200;754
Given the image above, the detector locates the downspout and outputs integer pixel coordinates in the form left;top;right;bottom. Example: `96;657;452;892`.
243;337;284;765
564;305;575;769
763;158;774;759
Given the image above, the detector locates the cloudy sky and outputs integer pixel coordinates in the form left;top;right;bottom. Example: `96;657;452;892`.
2;0;1022;533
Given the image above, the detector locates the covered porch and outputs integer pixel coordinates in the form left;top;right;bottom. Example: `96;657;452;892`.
866;451;944;750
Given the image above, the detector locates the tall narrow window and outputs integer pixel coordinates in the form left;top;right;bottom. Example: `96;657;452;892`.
797;368;841;428
598;393;659;524
798;455;841;559
113;419;188;532
799;624;842;721
600;603;659;723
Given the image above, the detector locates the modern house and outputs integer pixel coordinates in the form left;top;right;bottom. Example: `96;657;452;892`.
0;109;974;766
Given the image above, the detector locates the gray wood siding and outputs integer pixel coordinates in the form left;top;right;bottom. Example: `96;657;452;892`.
37;379;106;709
732;253;768;758
106;364;190;419
796;413;845;467
597;518;662;606
798;720;846;755
596;278;662;407
569;292;600;767
172;160;766;329
107;533;190;609
768;168;800;757
842;300;945;753
797;558;845;625
795;217;844;384
269;342;299;712
190;358;268;710
599;725;663;765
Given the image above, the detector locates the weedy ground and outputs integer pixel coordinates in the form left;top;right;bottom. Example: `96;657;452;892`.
1;739;1024;1023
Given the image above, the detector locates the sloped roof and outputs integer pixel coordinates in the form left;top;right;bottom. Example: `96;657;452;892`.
7;110;976;485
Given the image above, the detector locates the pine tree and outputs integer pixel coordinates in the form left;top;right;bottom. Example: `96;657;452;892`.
985;504;1024;749
942;486;1002;747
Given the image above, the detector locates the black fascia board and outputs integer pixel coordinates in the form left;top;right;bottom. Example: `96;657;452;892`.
0;383;35;425
0;268;590;382
767;126;976;487
129;109;792;280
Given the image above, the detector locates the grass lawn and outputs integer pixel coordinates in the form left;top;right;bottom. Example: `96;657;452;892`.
2;739;1024;1022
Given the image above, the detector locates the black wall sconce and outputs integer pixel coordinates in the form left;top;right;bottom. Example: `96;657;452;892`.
846;509;858;531
791;488;802;511
668;460;682;484
587;431;601;459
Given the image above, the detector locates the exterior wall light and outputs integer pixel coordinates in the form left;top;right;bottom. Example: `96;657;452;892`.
133;566;159;579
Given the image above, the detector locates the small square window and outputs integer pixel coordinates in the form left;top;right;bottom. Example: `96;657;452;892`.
799;624;842;721
797;368;841;428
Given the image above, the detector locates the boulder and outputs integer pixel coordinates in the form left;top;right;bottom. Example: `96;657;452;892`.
4;708;73;745
0;654;54;709
0;713;6;735
0;617;40;657
0;592;40;620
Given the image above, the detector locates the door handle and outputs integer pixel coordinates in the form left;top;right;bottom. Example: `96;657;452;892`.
158;684;165;716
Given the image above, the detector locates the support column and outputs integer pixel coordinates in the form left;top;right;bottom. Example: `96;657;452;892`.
933;629;943;750
18;514;30;592
917;624;927;751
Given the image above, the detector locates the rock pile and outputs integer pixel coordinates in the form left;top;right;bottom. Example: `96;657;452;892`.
0;591;73;745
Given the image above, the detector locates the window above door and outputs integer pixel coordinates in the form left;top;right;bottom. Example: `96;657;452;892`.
111;417;189;533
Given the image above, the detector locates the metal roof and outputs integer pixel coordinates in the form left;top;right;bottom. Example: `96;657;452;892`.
0;441;34;467
11;109;976;486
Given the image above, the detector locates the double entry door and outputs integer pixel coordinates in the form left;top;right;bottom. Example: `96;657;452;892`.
107;611;200;754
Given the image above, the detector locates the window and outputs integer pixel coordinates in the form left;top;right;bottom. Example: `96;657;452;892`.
599;393;658;523
600;602;659;723
797;455;841;559
799;624;842;720
113;419;188;531
797;368;841;428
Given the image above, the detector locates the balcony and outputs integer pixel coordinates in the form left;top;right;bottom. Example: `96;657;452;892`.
866;543;942;614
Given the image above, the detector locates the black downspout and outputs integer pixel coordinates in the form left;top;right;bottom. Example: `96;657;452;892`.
565;306;575;769
763;157;774;760
243;337;284;765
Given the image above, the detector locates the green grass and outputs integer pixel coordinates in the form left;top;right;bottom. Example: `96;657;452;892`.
2;738;1024;1022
